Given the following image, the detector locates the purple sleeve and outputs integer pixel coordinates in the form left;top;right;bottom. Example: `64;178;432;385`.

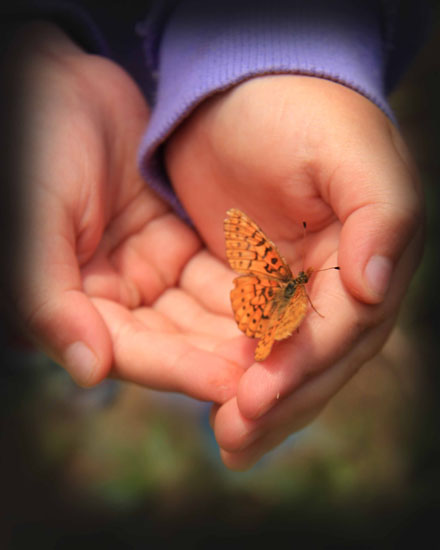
136;0;406;220
9;1;427;221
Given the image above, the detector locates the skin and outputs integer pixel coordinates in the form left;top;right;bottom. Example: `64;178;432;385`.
5;23;424;470
166;71;424;469
5;23;244;404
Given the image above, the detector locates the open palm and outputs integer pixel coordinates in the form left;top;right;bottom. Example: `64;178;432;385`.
11;24;244;401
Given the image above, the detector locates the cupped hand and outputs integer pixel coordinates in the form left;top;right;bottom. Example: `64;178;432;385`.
6;22;244;402
165;75;424;469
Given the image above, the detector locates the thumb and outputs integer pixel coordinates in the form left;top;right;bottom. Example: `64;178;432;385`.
15;224;113;387
28;289;113;387
336;137;423;304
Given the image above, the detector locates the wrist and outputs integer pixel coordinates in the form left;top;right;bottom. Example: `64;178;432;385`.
138;0;391;219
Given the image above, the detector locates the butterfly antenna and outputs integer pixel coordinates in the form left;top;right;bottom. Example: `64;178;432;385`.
315;266;340;273
301;221;307;271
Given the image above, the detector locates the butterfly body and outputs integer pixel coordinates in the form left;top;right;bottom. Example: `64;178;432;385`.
224;208;314;361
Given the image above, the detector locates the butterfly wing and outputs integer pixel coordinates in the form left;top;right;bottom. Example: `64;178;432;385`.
254;283;308;361
230;275;282;338
225;208;310;362
224;208;292;280
274;282;308;340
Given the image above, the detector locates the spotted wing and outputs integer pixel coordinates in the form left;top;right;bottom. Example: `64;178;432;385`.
254;282;309;361
224;208;292;280
230;275;283;339
274;282;308;340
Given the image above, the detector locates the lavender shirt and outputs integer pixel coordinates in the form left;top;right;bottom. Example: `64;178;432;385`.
11;1;428;219
135;0;427;219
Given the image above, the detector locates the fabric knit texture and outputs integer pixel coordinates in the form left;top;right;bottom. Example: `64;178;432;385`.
137;0;392;219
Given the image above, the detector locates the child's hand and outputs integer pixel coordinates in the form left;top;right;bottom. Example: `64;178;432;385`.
6;23;244;403
165;75;424;469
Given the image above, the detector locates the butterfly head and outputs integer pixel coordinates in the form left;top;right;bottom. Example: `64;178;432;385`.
297;268;313;285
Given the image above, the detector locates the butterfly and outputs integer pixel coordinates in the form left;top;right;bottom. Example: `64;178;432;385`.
224;208;338;361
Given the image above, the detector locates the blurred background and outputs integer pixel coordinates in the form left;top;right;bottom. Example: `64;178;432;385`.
1;3;440;547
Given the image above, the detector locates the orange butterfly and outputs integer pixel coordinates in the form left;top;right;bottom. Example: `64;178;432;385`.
224;208;338;361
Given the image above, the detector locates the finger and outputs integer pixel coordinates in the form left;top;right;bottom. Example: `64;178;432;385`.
82;209;202;308
219;431;286;471
236;225;422;420
214;317;394;470
179;249;235;315
93;298;245;404
133;305;244;360
112;211;202;305
133;306;180;333
154;287;238;338
236;252;355;419
334;128;423;304
15;218;113;387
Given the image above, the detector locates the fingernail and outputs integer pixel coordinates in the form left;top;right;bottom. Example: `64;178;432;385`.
64;341;97;386
364;255;393;299
253;392;282;419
